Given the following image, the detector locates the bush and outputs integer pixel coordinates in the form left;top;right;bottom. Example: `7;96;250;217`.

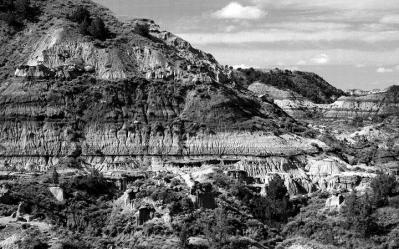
69;6;90;23
0;0;34;27
134;23;150;37
342;192;379;237
87;17;108;40
0;11;21;27
265;175;287;201
64;169;115;196
68;7;109;40
14;0;29;15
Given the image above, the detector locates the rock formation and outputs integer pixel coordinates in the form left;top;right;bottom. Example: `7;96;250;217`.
249;81;399;121
0;0;391;197
0;0;319;175
48;186;65;202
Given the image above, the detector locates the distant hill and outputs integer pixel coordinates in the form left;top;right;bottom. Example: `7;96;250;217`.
233;68;345;104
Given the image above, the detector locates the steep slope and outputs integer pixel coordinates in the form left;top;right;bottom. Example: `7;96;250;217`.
0;0;330;174
0;0;388;198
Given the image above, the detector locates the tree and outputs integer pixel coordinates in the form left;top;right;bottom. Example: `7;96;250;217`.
79;16;90;36
265;175;287;200
14;0;29;15
201;208;232;249
87;16;108;40
134;23;150;37
370;173;397;206
69;6;90;23
52;167;59;184
343;192;378;237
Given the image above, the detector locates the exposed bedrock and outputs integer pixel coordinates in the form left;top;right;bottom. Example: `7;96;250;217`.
249;83;399;120
153;155;376;196
0;76;323;173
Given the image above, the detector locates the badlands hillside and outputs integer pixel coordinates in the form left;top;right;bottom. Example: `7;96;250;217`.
0;0;398;249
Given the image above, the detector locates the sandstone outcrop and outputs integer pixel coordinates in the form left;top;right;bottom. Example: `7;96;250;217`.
48;186;64;202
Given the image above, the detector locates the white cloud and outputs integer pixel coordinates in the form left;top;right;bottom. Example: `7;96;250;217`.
376;67;394;73
213;2;266;19
380;15;399;24
310;54;330;64
395;65;399;70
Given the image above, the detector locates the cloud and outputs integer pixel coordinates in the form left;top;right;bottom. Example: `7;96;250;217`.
376;67;394;73
213;2;266;19
232;64;254;69
296;60;307;65
310;54;330;64
253;0;399;11
178;29;399;45
225;25;236;32
380;15;399;24
199;48;399;69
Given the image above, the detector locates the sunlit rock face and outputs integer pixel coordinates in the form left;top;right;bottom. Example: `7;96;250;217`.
12;20;227;83
0;0;322;175
249;82;399;120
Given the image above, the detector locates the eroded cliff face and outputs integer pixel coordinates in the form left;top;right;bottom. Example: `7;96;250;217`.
156;154;377;196
0;0;229;84
0;0;389;198
0;73;321;172
249;82;399;120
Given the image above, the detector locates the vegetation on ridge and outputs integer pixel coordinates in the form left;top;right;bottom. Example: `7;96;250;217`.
234;67;345;104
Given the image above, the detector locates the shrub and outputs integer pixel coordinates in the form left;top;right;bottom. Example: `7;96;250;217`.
0;11;21;27
65;169;114;196
14;0;29;16
371;173;397;206
0;0;34;27
342;192;379;237
68;7;109;40
134;23;150;37
69;6;90;23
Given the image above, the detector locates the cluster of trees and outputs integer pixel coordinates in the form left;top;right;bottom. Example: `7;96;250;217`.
213;173;293;224
342;173;398;238
68;7;109;40
0;0;36;28
370;173;398;206
342;192;378;237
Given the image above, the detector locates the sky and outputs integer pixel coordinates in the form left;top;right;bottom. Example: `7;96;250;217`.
93;0;399;90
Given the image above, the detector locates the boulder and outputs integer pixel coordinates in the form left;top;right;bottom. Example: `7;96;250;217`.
84;65;95;72
325;194;344;211
48;187;64;202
